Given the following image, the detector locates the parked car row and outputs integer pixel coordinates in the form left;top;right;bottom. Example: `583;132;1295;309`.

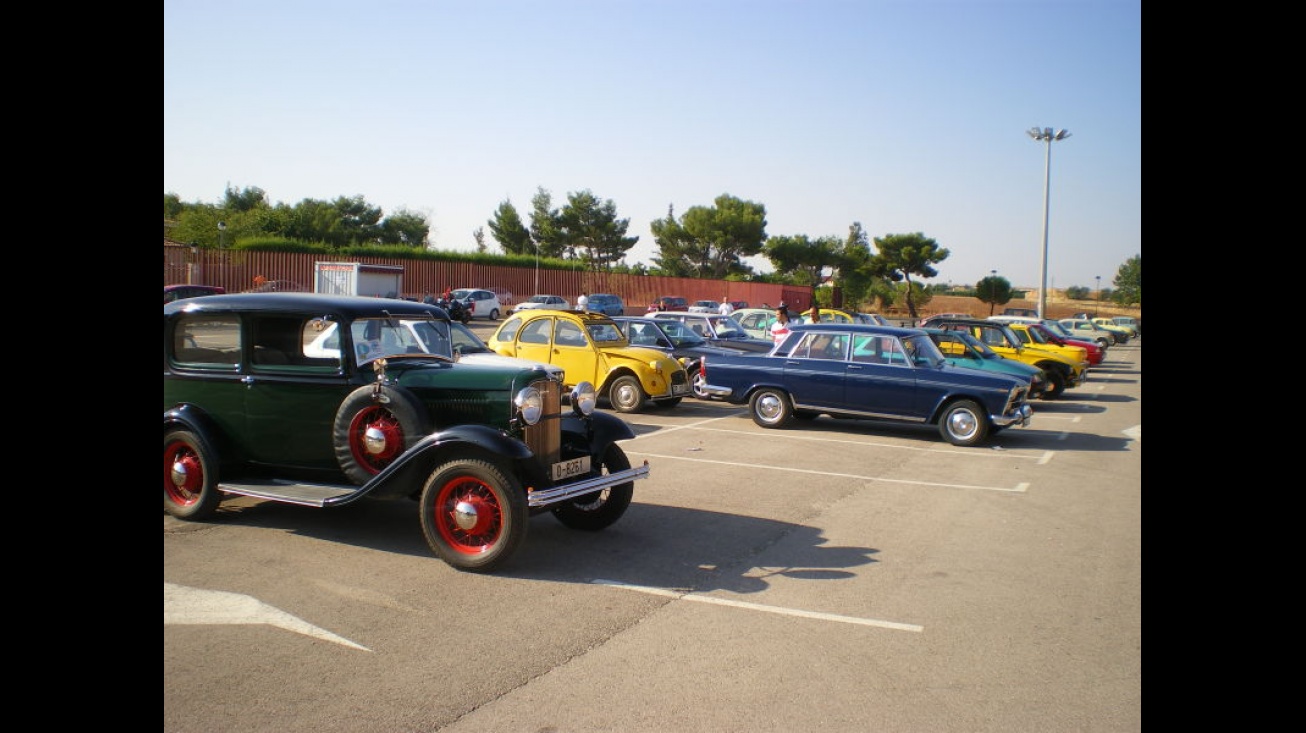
166;292;1132;574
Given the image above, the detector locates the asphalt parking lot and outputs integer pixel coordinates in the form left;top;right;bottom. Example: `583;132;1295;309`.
164;328;1141;732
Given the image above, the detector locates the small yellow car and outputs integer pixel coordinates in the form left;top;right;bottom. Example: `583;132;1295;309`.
488;309;692;413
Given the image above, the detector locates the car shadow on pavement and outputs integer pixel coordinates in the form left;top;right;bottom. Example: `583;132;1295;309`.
178;498;878;594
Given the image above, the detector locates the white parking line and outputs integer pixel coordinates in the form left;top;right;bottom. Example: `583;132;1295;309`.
625;450;1029;493
654;424;1045;461
593;579;924;632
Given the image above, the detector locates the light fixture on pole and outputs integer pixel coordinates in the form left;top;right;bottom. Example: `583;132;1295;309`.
1095;275;1101;316
533;240;539;294
217;220;227;249
1027;127;1071;319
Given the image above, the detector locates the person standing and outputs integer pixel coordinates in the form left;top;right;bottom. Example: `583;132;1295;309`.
769;305;794;344
576;292;589;311
718;297;734;316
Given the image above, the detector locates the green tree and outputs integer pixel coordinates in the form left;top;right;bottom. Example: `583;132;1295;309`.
1112;254;1141;306
164;193;184;221
1065;285;1090;300
224;185;269;212
871;232;950;320
376;208;429;247
472;226;487;253
763;234;840;287
554;189;639;270
649;194;767;278
975;275;1013;315
529;188;565;259
488;199;533;256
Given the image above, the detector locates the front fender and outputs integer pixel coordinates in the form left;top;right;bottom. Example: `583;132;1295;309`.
364;424;534;500
563;410;636;451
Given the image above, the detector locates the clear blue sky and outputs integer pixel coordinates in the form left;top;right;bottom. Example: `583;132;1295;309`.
164;0;1140;291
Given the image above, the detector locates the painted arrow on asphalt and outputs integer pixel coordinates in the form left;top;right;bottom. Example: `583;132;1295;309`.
164;582;370;652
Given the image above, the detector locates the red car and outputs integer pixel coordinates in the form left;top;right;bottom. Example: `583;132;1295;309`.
647;296;689;313
1035;320;1106;365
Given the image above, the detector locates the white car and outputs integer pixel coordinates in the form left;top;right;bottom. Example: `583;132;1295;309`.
451;288;504;321
510;294;570;314
303;318;563;379
687;300;720;313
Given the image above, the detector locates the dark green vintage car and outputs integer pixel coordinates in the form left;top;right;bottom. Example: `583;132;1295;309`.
163;292;649;572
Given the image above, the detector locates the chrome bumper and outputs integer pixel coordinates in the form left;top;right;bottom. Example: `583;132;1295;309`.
993;404;1033;428
701;383;734;398
526;460;651;508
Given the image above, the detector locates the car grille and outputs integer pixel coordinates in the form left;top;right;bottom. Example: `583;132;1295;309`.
670;369;689;390
522;378;562;466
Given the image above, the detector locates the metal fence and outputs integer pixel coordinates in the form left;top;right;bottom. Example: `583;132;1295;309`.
164;244;811;312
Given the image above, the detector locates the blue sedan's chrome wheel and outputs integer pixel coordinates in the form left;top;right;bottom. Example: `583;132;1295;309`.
749;388;794;429
756;393;784;421
939;399;987;447
946;409;978;440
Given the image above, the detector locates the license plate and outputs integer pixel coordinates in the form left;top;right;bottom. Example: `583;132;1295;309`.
552;456;591;481
672;383;691;395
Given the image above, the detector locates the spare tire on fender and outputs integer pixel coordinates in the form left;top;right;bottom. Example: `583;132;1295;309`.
333;384;430;485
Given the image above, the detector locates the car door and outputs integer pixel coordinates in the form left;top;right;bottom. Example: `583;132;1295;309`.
242;313;353;469
549;318;602;387
511;316;556;369
844;333;917;416
780;331;848;411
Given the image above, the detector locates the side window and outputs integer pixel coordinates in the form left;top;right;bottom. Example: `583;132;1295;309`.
852;335;882;363
628;323;651;345
555;320;587;346
497;317;523;342
882;338;909;365
172;314;241;367
519;318;552;345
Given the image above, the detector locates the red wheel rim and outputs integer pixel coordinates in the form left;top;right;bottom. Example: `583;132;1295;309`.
433;476;504;555
165;440;204;506
348;405;404;475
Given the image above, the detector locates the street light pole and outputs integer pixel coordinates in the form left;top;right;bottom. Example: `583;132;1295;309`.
1095;275;1101;316
1027;127;1070;320
533;240;539;294
217;220;227;249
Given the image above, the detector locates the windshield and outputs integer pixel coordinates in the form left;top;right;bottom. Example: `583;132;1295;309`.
349;317;442;364
955;330;999;358
709;316;749;338
656;319;707;346
445;322;492;354
1024;326;1052;345
1041;320;1071;338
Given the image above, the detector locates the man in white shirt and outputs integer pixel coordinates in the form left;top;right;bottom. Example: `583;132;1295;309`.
718;297;734;316
576;292;589;311
769;306;794;343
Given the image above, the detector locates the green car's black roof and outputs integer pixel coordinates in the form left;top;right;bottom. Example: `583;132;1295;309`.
163;292;451;321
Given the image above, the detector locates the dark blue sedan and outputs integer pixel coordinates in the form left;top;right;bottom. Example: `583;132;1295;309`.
699;323;1033;446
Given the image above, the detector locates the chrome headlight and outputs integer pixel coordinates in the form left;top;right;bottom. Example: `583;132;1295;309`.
649;359;664;374
515;386;543;425
571;381;597;416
